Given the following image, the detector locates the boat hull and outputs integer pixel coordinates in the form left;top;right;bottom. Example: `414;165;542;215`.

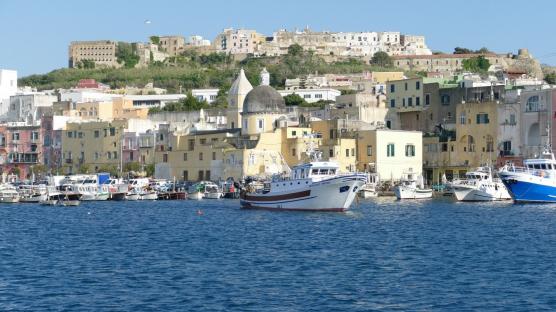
240;174;365;211
140;193;158;200
394;186;433;199
501;175;556;203
0;197;19;203
204;192;222;199
188;192;204;200
453;185;511;201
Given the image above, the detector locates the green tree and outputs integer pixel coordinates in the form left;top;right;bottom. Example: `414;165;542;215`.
287;44;303;56
462;55;491;73
149;36;160;45
78;164;90;174
145;164;155;177
98;164;119;177
454;47;473;54
116;42;140;68
283;93;307;106
370;51;393;67
124;162;142;172
544;72;556;85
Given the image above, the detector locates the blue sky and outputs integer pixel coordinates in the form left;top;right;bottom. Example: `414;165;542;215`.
1;0;555;77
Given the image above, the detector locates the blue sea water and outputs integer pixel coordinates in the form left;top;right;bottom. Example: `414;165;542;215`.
1;197;556;311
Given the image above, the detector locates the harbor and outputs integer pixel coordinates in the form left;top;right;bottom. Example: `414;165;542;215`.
2;197;556;310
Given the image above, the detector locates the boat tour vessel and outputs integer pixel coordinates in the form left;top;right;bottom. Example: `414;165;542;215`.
0;184;20;203
499;144;556;203
451;167;511;201
394;173;433;199
240;149;366;211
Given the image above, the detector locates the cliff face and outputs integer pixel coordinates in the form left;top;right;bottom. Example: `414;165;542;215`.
504;49;544;79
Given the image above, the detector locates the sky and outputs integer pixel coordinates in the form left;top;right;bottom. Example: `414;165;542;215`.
1;0;555;77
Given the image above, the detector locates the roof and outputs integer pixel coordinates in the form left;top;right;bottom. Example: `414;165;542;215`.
392;53;498;60
243;85;286;114
228;68;253;97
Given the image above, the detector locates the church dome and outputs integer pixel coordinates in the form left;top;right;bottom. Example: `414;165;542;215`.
243;85;286;114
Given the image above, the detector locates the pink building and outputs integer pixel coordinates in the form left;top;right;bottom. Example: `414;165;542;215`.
0;122;43;180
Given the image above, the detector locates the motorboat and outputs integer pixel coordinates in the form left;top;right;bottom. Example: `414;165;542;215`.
394;173;433;199
240;148;366;211
451;167;511;201
358;173;379;198
499;143;556;202
0;184;20;203
19;185;48;203
203;183;223;199
188;182;207;200
139;188;158;200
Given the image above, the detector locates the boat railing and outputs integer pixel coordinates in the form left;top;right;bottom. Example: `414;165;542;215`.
501;165;553;178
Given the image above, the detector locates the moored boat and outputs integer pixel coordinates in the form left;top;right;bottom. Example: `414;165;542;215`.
0;184;20;203
240;149;366;211
451;167;511;201
394;173;432;199
499;144;556;203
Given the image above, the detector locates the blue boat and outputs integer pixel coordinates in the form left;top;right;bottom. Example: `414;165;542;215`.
499;146;556;203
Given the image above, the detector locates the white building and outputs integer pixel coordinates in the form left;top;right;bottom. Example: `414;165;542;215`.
125;94;187;108
191;89;219;103
213;28;264;54
7;93;57;122
278;88;341;103
0;69;18;116
188;35;211;46
60;90;121;103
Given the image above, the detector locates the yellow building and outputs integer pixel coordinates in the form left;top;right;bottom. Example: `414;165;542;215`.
370;71;404;83
422;100;499;184
68;98;149;120
357;129;423;182
61;119;128;174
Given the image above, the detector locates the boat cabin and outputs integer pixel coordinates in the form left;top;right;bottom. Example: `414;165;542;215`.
290;161;339;180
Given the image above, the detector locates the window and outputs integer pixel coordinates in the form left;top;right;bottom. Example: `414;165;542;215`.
199;152;203;161
390;99;395;108
502;141;512;154
407;97;413;106
183;170;189;181
509;114;516;125
405;144;416;157
441;94;450;105
476;113;490;124
94;130;100;138
526;96;540;112
460;112;466;124
188;139;195;151
390;84;395;93
31;132;39;140
345;149;349;157
387;143;395;157
402;98;406;106
200;138;207;144
110;127;116;136
425;93;430;105
292;131;297;136
404;82;408;91
257;119;264;131
78;132;83;139
416;81;420;90
212;152;216;160
441;143;448;152
386;120;391;129
367;145;372;156
113;151;117;159
291;148;297;156
486;136;494;152
351;148;355;156
163;154;168;162
67;132;73;138
183;153;187;161
416;97;420;106
303;94;311;99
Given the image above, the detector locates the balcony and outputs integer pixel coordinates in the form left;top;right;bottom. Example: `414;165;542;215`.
8;153;39;164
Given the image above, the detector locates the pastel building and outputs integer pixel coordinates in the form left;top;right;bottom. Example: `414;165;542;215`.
0;69;17;116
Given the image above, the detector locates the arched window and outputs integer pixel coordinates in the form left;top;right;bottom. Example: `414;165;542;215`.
526;96;540;112
460;112;466;124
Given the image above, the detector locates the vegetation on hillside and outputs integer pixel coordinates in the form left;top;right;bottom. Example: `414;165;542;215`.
19;43;400;92
462;55;491;73
454;47;492;54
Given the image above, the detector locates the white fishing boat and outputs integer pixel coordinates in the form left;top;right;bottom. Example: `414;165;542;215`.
139;189;158;200
358;174;379;198
394;173;433;199
451;167;511;201
188;182;208;200
18;185;48;203
240;148;366;211
203;183;223;199
0;184;20;203
125;189;141;201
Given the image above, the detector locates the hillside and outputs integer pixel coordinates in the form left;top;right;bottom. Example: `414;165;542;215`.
19;48;401;93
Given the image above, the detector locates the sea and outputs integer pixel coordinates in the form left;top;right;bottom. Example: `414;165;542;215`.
1;197;556;311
